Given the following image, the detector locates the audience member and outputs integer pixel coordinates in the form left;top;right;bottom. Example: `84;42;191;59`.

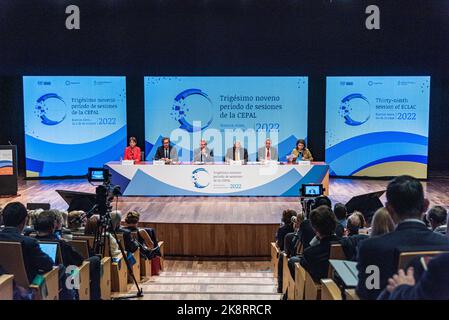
356;175;449;300
34;210;102;300
346;211;366;236
84;215;121;258
426;206;447;235
67;210;85;234
123;210;161;275
385;213;449;300
334;203;347;237
109;210;138;253
276;209;296;251
293;205;341;282
0;202;53;282
370;207;395;237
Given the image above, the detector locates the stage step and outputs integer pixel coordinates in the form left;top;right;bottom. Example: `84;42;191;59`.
112;260;281;300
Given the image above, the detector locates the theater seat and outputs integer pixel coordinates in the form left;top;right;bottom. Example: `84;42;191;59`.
0;274;14;300
0;241;59;300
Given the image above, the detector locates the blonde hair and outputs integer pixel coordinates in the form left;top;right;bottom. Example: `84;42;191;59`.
27;209;44;227
68;210;84;229
371;207;395;237
125;211;140;225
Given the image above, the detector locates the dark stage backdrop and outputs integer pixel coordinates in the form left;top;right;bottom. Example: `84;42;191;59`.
0;0;448;175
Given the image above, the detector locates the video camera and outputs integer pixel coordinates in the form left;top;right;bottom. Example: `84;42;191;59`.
87;167;121;216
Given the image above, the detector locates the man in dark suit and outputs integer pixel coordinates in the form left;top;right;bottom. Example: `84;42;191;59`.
0;202;53;282
34;210;102;300
154;137;178;162
225;141;248;163
284;196;332;277
356;175;449;300
299;205;341;282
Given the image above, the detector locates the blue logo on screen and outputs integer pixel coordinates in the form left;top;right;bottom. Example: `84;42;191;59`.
192;168;210;189
172;89;213;132
339;93;370;126
35;93;67;126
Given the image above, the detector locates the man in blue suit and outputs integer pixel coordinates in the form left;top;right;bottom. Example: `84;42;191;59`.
356;175;449;300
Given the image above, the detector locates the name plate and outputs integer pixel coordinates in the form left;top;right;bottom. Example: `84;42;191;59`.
121;160;134;165
261;160;279;165
229;160;243;166
153;160;165;165
297;160;311;165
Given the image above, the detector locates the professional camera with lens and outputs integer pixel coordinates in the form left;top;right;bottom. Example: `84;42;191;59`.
88;167;122;216
299;183;325;218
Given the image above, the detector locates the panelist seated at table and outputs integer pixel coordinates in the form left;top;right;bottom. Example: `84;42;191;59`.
124;136;142;162
225;141;248;163
288;138;313;162
154;137;179;163
193;139;214;163
256;138;279;162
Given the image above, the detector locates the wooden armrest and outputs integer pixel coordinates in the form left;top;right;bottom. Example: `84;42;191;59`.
294;263;306;300
30;267;59;300
345;289;360;300
111;254;128;293
0;274;14;300
158;241;165;270
77;261;90;300
100;257;111;300
320;279;342;300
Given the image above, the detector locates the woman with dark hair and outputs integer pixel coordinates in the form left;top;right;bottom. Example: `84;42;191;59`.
124;136;142;162
290;139;313;162
123;211;161;275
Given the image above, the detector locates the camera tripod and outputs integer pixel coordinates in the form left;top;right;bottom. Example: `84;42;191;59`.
92;202;144;299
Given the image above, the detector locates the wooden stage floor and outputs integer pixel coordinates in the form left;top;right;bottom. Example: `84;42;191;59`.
2;176;449;257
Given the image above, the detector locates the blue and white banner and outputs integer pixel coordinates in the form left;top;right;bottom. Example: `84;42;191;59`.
144;77;308;161
325;76;430;178
23;76;127;177
106;162;329;196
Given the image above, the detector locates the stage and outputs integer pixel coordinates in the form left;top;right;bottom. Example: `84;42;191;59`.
2;176;449;257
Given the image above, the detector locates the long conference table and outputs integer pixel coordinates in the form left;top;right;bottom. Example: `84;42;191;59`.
105;161;329;197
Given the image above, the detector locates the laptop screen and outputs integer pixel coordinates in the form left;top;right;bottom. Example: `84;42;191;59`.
39;242;59;265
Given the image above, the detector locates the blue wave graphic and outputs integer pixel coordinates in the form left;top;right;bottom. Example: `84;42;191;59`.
26;131;127;177
25;125;127;163
0;160;13;167
349;154;428;176
328;142;428;176
326;131;428;163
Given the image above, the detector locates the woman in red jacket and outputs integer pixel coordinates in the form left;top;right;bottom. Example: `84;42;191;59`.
124;137;141;162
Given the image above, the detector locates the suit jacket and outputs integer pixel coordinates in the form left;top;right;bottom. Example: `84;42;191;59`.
154;146;178;161
300;234;341;282
276;224;294;252
0;227;54;283
35;234;84;267
356;220;449;300
340;234;369;261
387;252;449;300
299;219;316;250
257;146;279;161
225;147;248;162
193;147;214;162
